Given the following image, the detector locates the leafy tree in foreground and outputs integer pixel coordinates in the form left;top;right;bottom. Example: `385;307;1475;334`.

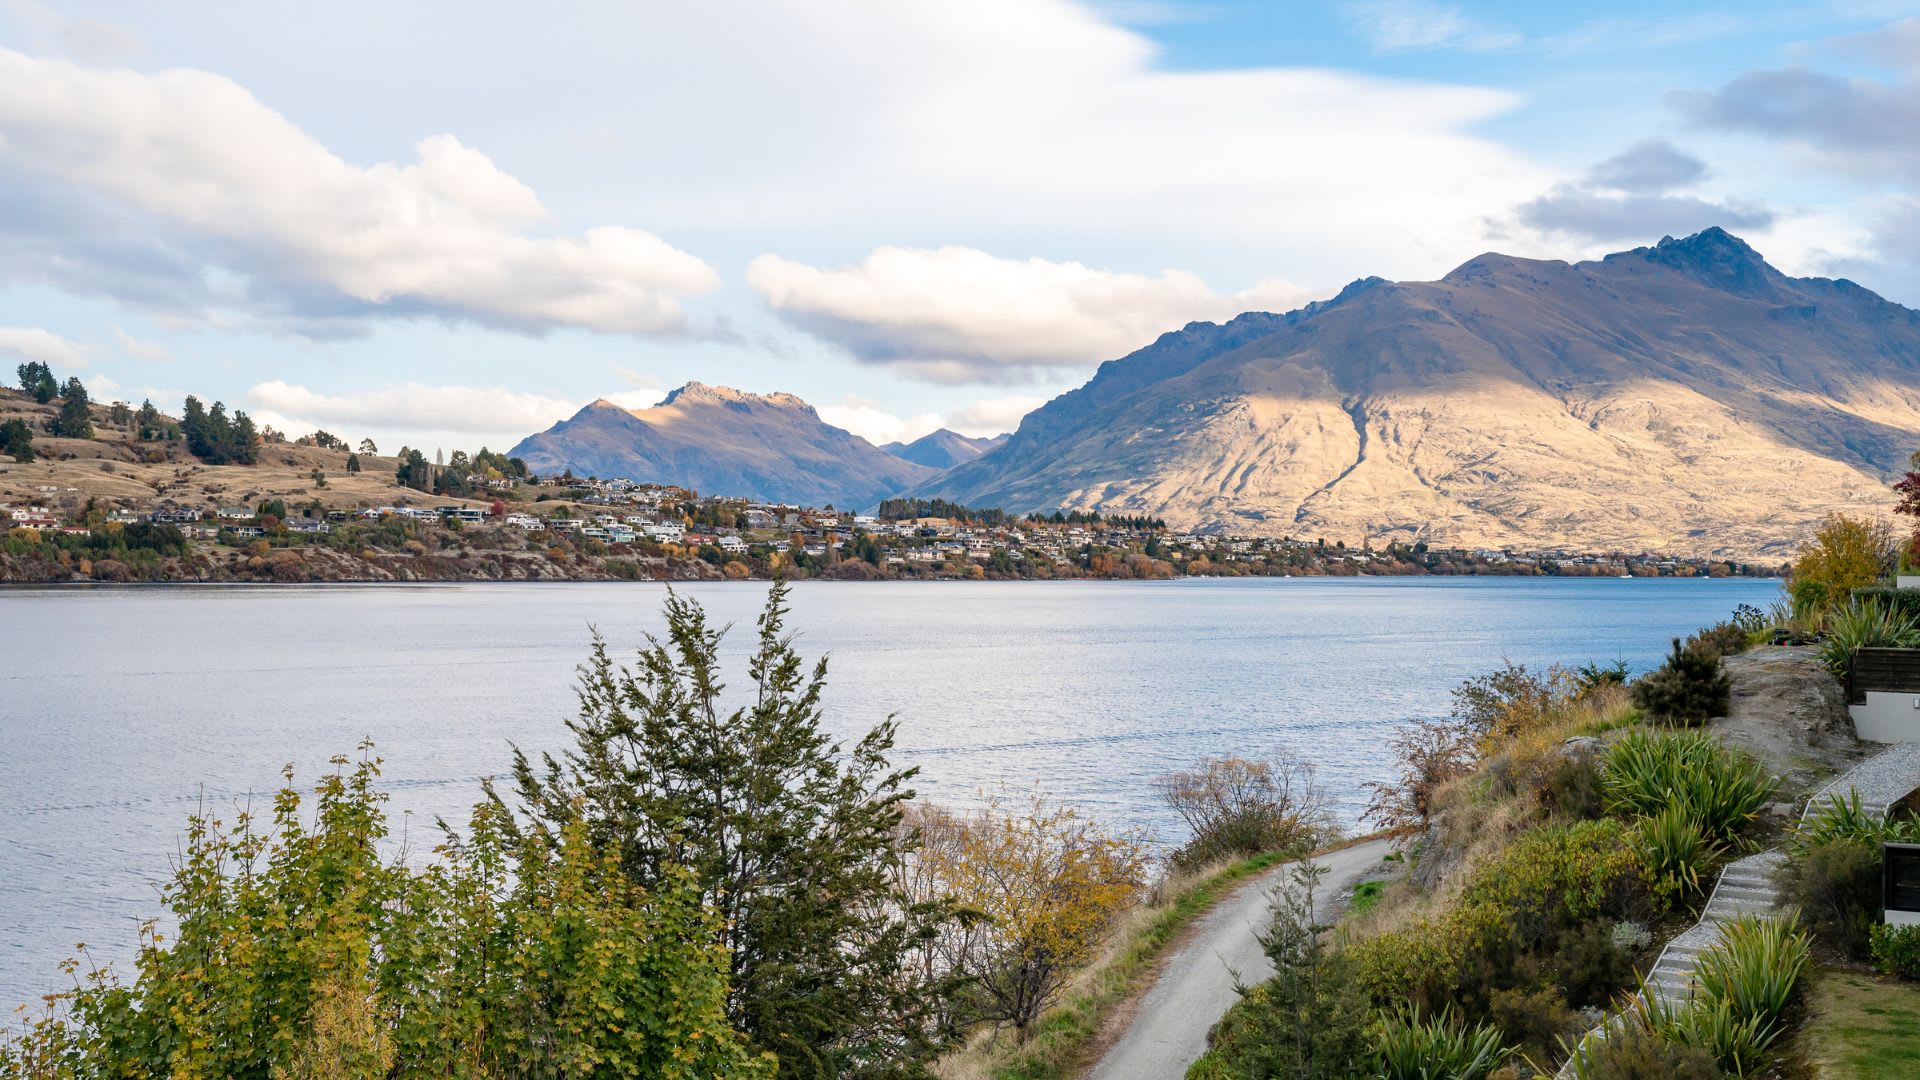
0;748;769;1079
503;581;957;1078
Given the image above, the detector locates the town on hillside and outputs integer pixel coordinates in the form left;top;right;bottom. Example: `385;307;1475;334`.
0;373;1782;584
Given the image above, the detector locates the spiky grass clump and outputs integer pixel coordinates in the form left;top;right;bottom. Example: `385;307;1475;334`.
1602;731;1776;843
1371;1006;1511;1080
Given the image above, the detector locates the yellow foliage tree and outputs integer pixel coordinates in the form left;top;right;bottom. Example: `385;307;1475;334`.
908;793;1148;1033
1791;512;1893;615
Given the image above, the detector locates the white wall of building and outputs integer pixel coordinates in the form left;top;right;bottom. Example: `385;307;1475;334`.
1850;693;1920;742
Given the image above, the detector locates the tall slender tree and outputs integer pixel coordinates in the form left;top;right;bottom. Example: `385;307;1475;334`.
502;582;958;1077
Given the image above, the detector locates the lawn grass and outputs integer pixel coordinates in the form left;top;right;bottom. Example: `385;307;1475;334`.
1798;965;1920;1079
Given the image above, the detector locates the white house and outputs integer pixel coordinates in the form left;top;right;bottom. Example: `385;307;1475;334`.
1846;648;1920;742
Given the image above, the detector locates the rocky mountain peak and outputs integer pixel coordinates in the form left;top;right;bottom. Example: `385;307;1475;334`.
1610;225;1781;297
660;381;816;415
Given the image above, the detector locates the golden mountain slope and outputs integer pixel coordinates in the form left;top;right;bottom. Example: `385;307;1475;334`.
921;229;1919;557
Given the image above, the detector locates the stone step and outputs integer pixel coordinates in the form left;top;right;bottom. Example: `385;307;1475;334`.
1703;896;1776;918
1713;884;1775;902
1717;872;1776;889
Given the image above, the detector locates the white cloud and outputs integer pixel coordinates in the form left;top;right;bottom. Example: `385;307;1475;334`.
1339;1;1521;53
0;325;88;368
749;246;1316;383
0;46;720;336
111;327;172;362
244;380;580;438
815;395;948;446
945;394;1047;437
597;364;665;410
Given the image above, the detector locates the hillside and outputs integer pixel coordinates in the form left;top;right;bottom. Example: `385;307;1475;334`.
914;228;1920;558
509;382;938;509
880;428;1007;469
0;389;476;520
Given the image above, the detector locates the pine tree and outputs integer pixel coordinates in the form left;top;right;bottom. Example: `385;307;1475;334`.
1631;638;1731;726
502;583;958;1076
0;418;32;462
53;377;93;438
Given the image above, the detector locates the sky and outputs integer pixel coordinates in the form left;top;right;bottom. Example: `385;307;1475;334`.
3;0;1920;454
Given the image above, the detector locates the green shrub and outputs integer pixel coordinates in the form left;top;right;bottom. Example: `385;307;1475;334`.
1634;804;1724;912
1348;901;1513;1014
1630;639;1730;726
1549;922;1636;1010
1602;730;1776;842
1562;1024;1721;1080
1780;839;1884;959
1847;585;1920;625
1370;1006;1512;1080
1461;819;1649;940
1685;620;1750;660
1818;597;1920;680
1536;752;1606;820
1487;985;1580;1066
1870;923;1920;980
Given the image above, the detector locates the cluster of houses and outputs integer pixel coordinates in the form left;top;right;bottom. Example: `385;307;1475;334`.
1;473;1772;578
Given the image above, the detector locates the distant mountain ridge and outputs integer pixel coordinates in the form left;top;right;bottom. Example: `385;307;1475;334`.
911;228;1920;558
881;428;1008;469
509;382;937;509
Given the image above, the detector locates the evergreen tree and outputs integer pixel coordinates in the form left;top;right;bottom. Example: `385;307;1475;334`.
0;418;32;462
358;437;378;455
502;583;957;1077
345;453;362;474
16;361;58;403
53;377;93;438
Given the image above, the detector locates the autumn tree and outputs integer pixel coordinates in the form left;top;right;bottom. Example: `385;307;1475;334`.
1791;512;1894;615
904;793;1148;1033
1155;752;1331;871
501;582;959;1076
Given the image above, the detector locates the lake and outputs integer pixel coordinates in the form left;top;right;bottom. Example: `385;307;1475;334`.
0;576;1778;1008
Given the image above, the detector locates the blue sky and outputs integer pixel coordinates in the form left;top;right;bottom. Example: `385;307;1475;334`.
2;0;1919;453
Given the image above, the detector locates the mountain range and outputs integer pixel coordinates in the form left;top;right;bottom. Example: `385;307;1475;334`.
881;428;1008;469
512;229;1920;556
916;228;1920;557
509;383;938;509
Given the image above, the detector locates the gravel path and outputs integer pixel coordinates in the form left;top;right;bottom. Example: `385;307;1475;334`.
1807;740;1920;817
1087;838;1395;1080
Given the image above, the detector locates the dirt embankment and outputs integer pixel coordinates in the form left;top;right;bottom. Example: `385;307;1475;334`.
1712;645;1867;795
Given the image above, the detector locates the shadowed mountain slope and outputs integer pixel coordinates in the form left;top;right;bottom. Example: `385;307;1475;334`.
880;428;1008;469
510;383;938;509
913;229;1920;557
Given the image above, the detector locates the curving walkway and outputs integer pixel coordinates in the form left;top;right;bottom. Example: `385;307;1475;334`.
1087;839;1394;1080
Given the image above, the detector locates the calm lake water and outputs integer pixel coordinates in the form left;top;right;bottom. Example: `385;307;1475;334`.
0;576;1777;1008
